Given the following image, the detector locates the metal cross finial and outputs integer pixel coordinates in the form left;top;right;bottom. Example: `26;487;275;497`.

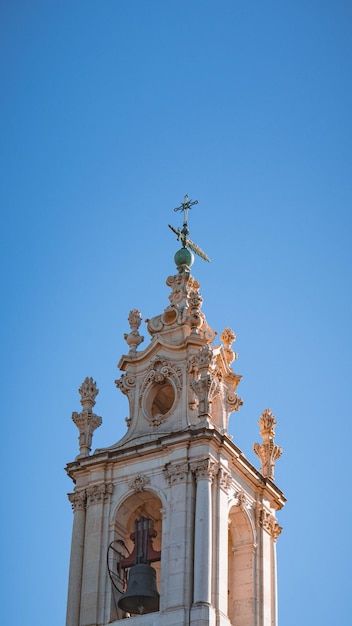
174;194;199;227
168;194;210;263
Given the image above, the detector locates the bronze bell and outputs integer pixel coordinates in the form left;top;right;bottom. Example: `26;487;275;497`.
118;562;160;615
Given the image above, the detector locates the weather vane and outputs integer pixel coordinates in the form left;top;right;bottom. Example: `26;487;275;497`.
168;195;211;263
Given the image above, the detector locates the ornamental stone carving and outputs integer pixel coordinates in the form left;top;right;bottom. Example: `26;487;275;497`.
255;505;282;539
189;346;221;419
166;272;201;316
68;490;87;512
124;309;144;354
253;409;282;480
191;457;218;483
164;462;189;484
140;356;182;398
234;491;249;509
220;327;238;364
218;466;232;493
86;483;113;506
78;377;99;407
115;373;136;397
128;474;151;492
226;391;243;413
186;289;203;335
72;377;102;458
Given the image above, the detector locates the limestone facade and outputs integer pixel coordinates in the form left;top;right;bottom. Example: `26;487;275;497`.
65;244;285;626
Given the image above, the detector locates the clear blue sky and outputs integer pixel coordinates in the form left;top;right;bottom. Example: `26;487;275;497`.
1;2;351;625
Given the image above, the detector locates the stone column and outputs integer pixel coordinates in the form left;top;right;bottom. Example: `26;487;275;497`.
191;458;216;605
66;490;87;626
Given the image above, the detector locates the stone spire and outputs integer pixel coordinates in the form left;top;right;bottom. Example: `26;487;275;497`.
71;377;102;458
253;408;282;480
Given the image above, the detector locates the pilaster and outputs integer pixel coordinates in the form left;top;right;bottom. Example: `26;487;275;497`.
66;490;87;626
190;457;217;607
79;482;113;626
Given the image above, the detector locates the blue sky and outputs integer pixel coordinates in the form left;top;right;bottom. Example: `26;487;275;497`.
1;2;351;625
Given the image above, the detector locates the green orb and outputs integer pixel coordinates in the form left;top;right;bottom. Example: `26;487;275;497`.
174;247;194;268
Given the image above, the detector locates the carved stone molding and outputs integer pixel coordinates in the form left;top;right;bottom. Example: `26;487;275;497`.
164;462;189;485
68;490;87;512
191;457;218;483
255;506;282;540
128;474;151;492
86;483;113;506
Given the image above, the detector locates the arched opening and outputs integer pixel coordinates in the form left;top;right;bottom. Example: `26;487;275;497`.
228;505;255;626
108;490;163;621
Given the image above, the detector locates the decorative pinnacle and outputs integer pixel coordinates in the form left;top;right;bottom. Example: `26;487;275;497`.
253;409;282;480
72;377;102;458
168;194;211;263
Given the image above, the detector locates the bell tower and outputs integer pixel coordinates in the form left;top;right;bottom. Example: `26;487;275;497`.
65;196;285;626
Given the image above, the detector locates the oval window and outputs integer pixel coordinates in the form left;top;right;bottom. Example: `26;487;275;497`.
145;380;175;419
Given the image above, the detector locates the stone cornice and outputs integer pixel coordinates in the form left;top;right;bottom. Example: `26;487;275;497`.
65;426;286;510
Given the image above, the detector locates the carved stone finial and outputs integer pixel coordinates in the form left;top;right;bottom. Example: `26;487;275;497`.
124;309;144;354
253;409;282;480
72;377;102;458
78;377;99;408
220;327;238;364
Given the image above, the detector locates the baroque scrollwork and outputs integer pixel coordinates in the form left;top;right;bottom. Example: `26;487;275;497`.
115;373;136;396
140;356;182;399
226;392;243;413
